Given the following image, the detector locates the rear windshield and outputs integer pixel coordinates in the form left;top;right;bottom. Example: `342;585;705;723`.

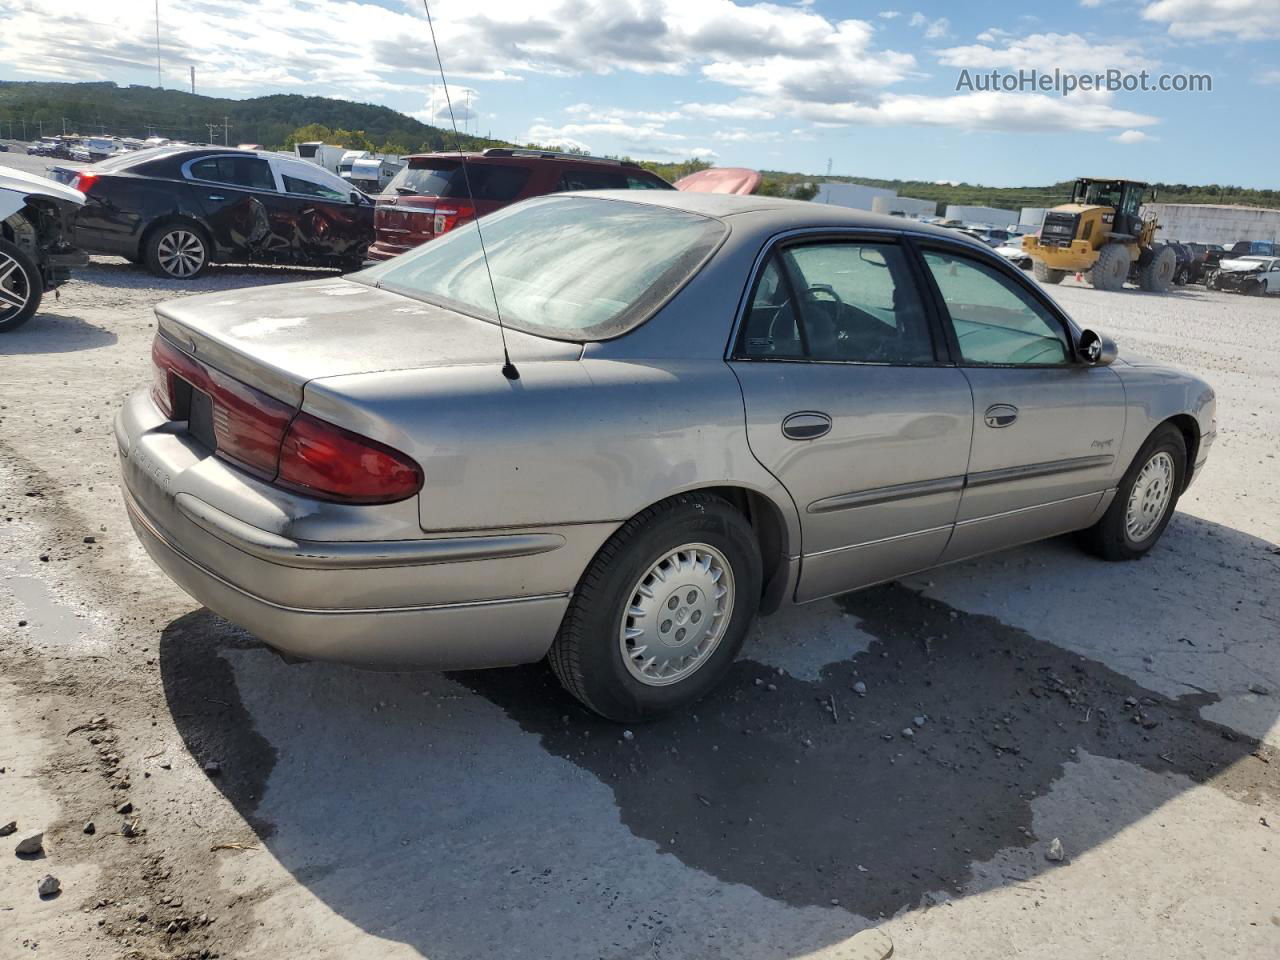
354;195;726;341
385;161;530;201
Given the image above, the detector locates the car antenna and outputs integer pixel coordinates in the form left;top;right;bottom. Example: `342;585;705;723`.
421;0;518;381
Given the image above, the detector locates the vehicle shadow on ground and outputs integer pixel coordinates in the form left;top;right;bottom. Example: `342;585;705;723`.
158;513;1279;958
0;312;117;353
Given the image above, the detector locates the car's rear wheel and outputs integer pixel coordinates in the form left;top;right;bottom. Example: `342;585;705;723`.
144;223;209;279
1078;424;1186;561
548;493;762;722
0;238;43;333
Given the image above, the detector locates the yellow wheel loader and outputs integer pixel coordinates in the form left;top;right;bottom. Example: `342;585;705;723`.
1023;178;1176;293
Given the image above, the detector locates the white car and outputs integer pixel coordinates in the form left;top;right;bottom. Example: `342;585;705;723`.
1207;255;1280;295
994;236;1032;269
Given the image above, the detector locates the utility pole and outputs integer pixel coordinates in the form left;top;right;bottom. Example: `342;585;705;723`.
36;118;43;136
190;65;195;95
205;122;217;144
62;117;67;135
223;115;229;146
20;118;26;139
155;0;163;88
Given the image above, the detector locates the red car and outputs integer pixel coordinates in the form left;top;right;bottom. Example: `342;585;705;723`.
366;148;673;261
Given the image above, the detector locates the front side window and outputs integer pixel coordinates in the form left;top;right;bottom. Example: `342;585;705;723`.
355;196;725;340
282;174;348;202
738;242;934;364
186;156;275;190
922;250;1072;365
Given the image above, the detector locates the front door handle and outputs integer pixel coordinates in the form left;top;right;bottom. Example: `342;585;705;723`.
207;194;225;201
984;403;1018;428
781;411;832;440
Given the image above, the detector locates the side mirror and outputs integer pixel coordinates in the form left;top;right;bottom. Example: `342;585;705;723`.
1078;329;1117;366
351;191;365;205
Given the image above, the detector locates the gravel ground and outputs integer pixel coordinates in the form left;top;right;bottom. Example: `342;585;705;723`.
1;260;1277;959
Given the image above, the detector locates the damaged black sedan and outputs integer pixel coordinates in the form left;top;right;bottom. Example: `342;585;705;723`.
72;146;375;279
0;164;89;332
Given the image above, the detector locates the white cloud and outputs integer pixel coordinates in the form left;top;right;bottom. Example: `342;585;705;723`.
807;90;1159;133
680;99;776;119
711;127;782;142
936;32;1157;71
564;103;682;122
524;118;687;154
908;11;950;38
689;147;719;159
1257;68;1280;84
1112;129;1156;143
878;10;901;18
1142;0;1280;39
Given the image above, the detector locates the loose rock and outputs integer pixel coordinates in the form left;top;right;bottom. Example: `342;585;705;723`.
116;801;133;815
15;832;44;856
853;681;867;696
901;728;914;739
83;821;96;835
913;715;927;727
621;730;634;742
1045;837;1065;862
1248;683;1270;696
37;875;60;897
0;821;15;837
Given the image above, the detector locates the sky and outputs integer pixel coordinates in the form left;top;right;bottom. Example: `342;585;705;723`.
0;0;1277;187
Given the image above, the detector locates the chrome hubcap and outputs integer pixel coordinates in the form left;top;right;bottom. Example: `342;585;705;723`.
619;543;735;687
157;230;205;277
0;251;31;320
1126;451;1174;542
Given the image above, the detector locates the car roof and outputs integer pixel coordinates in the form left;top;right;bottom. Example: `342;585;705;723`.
553;189;983;245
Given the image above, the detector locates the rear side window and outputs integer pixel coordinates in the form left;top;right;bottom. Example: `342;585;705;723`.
282;174;348;202
738;242;934;364
922;250;1071;365
356;195;725;340
186;156;275;190
385;162;530;201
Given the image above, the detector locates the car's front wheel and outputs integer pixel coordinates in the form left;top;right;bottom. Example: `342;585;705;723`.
144;223;210;279
0;238;43;333
548;493;763;722
1078;424;1186;561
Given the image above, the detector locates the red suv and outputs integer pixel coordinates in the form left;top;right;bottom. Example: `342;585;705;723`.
366;148;674;261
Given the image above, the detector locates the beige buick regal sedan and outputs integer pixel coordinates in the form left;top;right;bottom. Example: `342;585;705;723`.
117;191;1215;721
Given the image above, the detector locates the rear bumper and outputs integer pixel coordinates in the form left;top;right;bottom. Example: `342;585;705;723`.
115;389;591;669
366;239;424;261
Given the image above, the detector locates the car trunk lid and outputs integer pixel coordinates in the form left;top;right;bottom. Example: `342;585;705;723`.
154;277;581;407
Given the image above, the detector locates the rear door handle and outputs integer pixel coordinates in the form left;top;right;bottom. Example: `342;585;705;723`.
207;194;225;201
984;403;1018;428
781;411;832;440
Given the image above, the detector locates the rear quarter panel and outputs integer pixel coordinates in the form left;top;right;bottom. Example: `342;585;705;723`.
301;357;799;548
75;174;202;256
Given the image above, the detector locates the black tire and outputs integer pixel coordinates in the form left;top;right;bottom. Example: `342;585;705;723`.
1078;424;1186;561
0;237;43;333
1033;261;1066;284
548;493;763;722
143;222;210;279
1138;245;1177;293
1089;243;1130;291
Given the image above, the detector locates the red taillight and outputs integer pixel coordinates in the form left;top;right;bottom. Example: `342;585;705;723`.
277;413;423;505
151;335;292;478
431;200;475;236
71;172;99;194
150;334;421;505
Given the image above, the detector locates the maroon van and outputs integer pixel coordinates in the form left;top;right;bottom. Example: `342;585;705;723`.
366;148;674;261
